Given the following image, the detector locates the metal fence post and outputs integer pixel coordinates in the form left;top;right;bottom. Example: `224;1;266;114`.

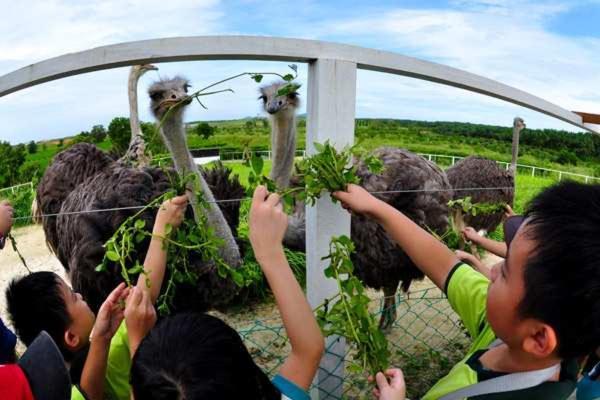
306;58;356;399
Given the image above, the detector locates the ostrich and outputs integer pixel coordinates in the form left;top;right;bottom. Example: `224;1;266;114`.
259;81;300;188
39;76;244;313
119;64;158;167
445;117;526;235
259;85;451;329
35;64;157;235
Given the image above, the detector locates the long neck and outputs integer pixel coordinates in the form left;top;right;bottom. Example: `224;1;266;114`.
161;117;241;268
269;112;297;188
510;125;521;174
128;71;141;139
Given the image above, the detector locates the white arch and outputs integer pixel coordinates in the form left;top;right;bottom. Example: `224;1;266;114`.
0;35;596;133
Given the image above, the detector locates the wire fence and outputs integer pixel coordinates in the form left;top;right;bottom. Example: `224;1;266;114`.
232;285;469;399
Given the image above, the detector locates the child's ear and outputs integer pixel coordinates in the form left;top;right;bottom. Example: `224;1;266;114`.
522;322;558;358
64;329;81;350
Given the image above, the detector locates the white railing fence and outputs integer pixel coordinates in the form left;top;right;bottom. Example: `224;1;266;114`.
0;182;34;195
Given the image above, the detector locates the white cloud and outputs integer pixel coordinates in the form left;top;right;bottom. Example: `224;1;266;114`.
320;1;600;131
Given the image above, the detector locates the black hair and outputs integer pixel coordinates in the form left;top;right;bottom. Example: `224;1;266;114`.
5;271;74;361
520;181;600;359
131;313;281;400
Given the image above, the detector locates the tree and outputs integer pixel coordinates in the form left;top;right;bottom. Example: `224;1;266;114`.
90;125;107;143
57;139;64;148
107;117;131;157
0;141;27;187
141;121;166;155
194;122;215;140
27;140;38;154
244;120;254;134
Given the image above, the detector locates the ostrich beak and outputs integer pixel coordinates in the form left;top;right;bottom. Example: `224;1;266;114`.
144;64;158;71
266;103;281;114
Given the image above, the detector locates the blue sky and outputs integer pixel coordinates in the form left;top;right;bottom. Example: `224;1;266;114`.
0;0;598;143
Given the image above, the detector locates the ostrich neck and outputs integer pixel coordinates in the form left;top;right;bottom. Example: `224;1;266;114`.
510;127;521;174
128;72;141;138
161;116;241;267
269;113;297;188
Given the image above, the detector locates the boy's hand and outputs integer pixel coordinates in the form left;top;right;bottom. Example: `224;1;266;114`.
369;369;406;400
333;184;381;218
155;194;188;235
92;283;129;343
249;186;287;263
0;200;14;236
124;286;157;355
461;227;480;243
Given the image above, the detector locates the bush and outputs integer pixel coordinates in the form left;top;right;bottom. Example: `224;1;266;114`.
0;186;34;227
554;149;578;165
193;122;215;139
108;117;132;157
27;141;37;154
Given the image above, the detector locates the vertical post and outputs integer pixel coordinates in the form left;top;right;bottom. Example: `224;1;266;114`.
451;156;456;165
531;167;535;177
306;58;356;400
559;172;562;181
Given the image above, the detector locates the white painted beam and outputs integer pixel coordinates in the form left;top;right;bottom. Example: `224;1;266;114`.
0;36;595;133
306;59;357;399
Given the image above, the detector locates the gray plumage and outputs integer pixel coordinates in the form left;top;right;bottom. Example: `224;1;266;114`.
446;156;514;232
284;147;452;329
445;117;525;233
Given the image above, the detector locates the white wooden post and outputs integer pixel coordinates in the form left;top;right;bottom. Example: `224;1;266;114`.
531;167;535;177
306;58;356;399
559;172;562;181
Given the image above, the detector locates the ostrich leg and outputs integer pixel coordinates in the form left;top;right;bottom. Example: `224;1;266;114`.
380;284;399;331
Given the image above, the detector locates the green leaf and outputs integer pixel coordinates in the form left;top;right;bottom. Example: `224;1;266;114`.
95;264;106;272
135;232;145;243
106;251;120;262
282;73;294;82
164;224;173;236
134;219;146;230
251;74;263;83
251;155;264;175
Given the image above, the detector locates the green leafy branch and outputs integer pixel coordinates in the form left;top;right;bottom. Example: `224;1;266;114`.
447;197;507;217
316;235;390;376
95;171;249;316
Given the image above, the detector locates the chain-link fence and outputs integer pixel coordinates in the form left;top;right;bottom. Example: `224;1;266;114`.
233;284;470;399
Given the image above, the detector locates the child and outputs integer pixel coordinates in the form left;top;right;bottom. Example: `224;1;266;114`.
6;194;187;400
0;331;71;400
0;200;17;364
130;186;325;399
334;181;600;399
456;215;525;280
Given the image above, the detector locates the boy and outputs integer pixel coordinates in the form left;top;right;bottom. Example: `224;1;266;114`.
6;194;187;400
334;181;600;399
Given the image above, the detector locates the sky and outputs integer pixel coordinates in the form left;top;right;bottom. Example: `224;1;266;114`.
0;0;599;144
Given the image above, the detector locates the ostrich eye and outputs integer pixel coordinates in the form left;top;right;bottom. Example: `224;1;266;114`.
184;84;191;93
288;92;298;99
149;91;163;101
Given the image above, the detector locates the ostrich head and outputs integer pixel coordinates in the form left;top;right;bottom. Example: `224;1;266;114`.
513;117;526;131
259;81;300;118
132;64;158;79
148;77;193;121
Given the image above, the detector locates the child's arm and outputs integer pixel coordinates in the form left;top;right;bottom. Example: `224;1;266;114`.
334;184;458;290
455;250;491;279
462;227;507;258
135;194;187;303
81;283;129;400
249;186;324;390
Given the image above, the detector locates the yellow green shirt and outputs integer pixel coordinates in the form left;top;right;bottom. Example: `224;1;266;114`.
71;322;132;400
423;263;577;400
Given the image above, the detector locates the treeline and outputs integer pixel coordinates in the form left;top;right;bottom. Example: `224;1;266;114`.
355;119;599;161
